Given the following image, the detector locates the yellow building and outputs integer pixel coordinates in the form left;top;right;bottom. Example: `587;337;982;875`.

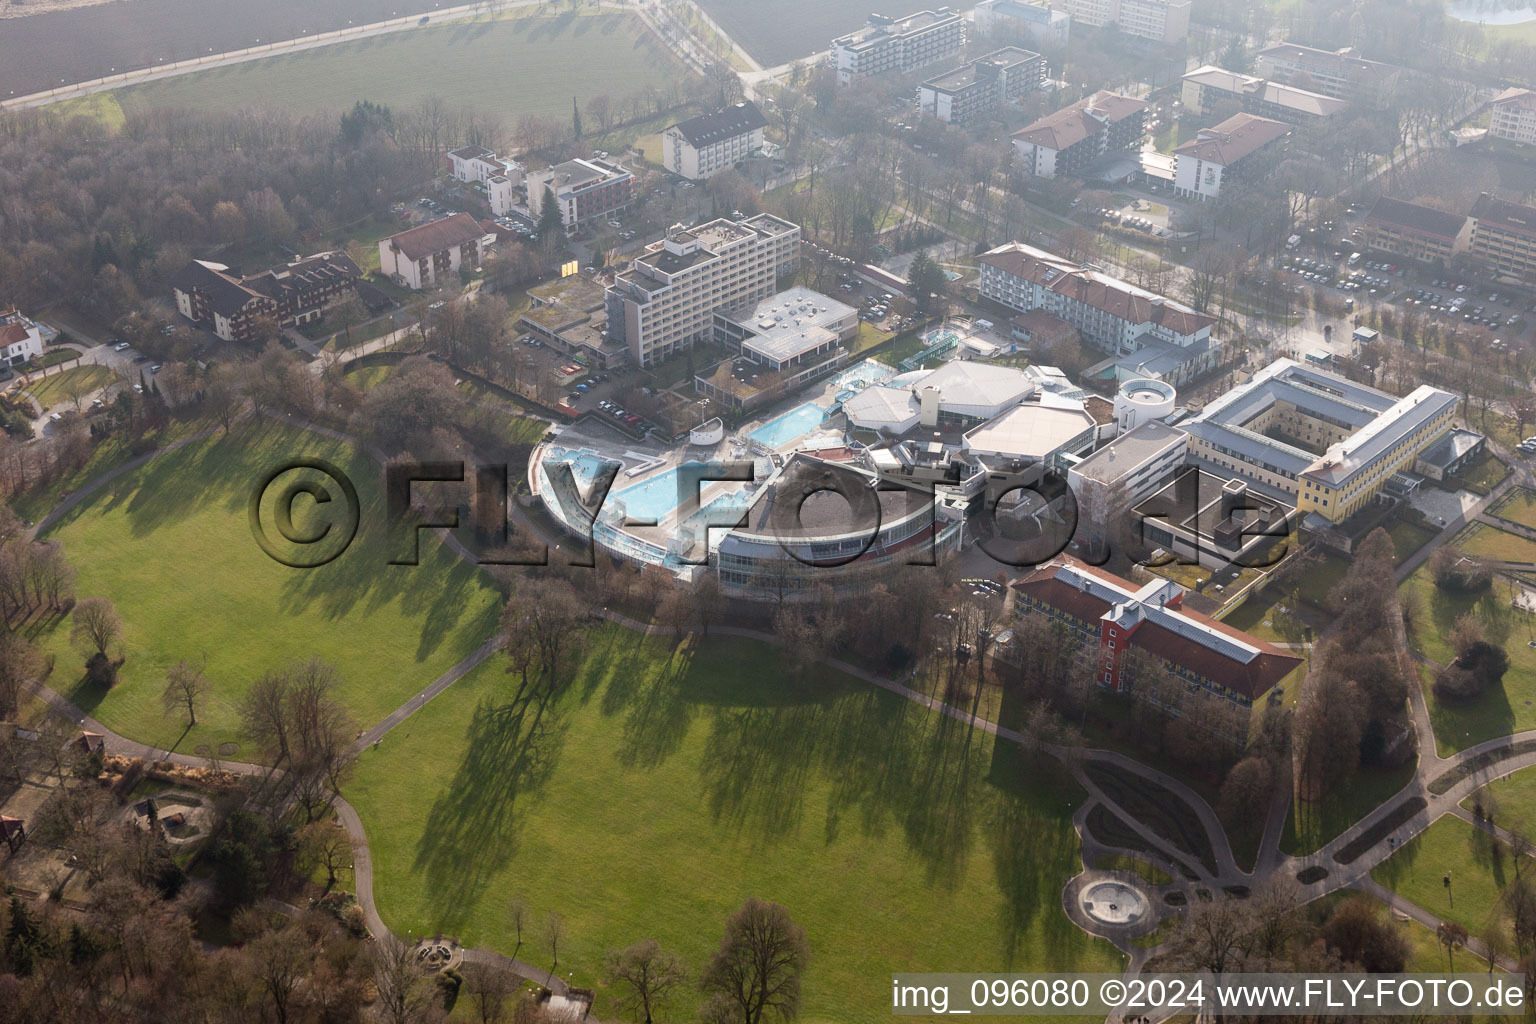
1182;359;1459;525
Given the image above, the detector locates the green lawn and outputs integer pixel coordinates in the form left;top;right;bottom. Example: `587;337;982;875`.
1283;760;1418;857
116;12;681;120
1489;488;1536;531
347;628;1121;1023
1219;588;1313;645
1387;520;1437;564
1457;522;1536;564
1467;765;1536;836
1401;565;1536;754
1373;816;1531;942
34;420;503;756
851;321;895;355
1293;553;1351;608
25;364;115;409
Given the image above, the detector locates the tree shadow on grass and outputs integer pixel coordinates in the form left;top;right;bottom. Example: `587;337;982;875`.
412;689;567;931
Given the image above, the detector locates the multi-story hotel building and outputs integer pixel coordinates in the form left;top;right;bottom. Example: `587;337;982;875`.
1170;112;1290;202
1180;65;1347;124
918;46;1046;125
525;157;633;236
1011;556;1303;703
172;251;363;340
605;214;801;368
1011;90;1148;178
1048;0;1191;44
1469;192;1536;283
1359;197;1472;265
833;8;965;84
978;242;1216;360
1489;87;1536;146
662;102;768;181
973;0;1071;46
1253;42;1400;106
378;214;484;291
1181;359;1459;526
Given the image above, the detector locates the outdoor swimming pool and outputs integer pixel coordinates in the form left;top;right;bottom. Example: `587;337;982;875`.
749;403;828;449
542;447;618;487
612;464;757;523
832;359;896;391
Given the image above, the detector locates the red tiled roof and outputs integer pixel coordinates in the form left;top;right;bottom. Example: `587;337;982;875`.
0;323;30;346
1011;91;1148;151
981;245;1216;336
1011;557;1302;700
1171;113;1290;166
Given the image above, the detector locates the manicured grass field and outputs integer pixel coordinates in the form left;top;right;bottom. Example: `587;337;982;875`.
1459;453;1512;493
116;12;680;120
1489;488;1536;531
1457;522;1536;564
1373;816;1532;942
25;364;115;409
34;420;503;755
1218;588;1312;645
347;628;1121;1023
1400;565;1536;754
1387;519;1437;564
1283;760;1417;857
1468;765;1536;835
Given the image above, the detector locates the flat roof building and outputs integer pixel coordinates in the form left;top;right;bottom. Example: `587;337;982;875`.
973;0;1070;47
1182;358;1459;525
710;286;857;393
1048;0;1191;44
607;214;801;368
1180;65;1347;123
918;46;1046;126
1067;419;1189;522
526;157;633;236
1253;42;1401;106
833;8;966;84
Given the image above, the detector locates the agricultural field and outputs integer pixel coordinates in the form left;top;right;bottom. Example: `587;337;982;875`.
347;627;1120;1023
0;0;409;96
698;0;886;67
114;12;681;123
33;420;503;755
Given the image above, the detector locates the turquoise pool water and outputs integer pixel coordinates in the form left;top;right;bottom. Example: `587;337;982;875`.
832;359;896;390
613;464;758;522
543;447;616;486
749;403;828;449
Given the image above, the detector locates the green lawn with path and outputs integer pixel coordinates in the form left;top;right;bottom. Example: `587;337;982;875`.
116;12;680;120
25;364;115;409
1489;488;1536;531
1457;522;1536;564
1373;816;1531;942
347;627;1121;1023
1467;765;1536;835
1401;565;1536;755
1283;760;1417;857
34;420;503;756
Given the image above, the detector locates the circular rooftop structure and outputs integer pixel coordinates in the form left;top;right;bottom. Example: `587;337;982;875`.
1113;377;1176;433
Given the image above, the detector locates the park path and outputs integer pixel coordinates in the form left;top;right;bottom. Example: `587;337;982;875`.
29;417;1536;1021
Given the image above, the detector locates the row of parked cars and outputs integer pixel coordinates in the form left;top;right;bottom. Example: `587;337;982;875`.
596;399;647;431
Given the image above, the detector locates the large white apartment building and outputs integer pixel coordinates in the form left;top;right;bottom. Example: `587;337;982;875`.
833;8;966;84
918;46;1046;125
1170;112;1291;202
662;102;768;181
1049;0;1190;44
448;145;522;187
605;215;801;368
1181;65;1346;123
1252;42;1400;106
973;0;1071;47
1490;88;1536;147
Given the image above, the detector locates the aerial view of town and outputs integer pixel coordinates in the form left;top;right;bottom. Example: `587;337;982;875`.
9;0;1536;1020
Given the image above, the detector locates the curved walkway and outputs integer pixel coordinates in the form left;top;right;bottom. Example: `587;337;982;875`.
30;417;1536;1016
